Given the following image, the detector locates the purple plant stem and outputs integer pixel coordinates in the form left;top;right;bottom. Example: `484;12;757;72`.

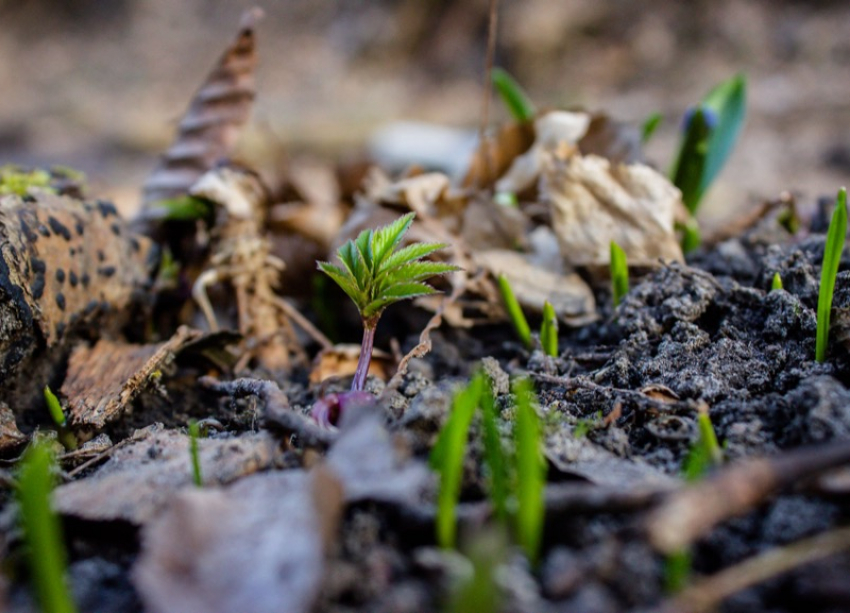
351;319;378;391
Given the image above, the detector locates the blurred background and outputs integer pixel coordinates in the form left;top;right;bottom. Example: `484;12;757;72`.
1;0;849;226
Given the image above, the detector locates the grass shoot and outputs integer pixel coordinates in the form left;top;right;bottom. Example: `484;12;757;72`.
480;381;509;523
44;387;77;451
188;420;203;487
17;441;78;613
664;548;693;594
771;272;783;291
682;406;723;482
491;67;536;122
610;241;629;307
497;274;531;349
540;301;559;358
513;377;546;566
319;212;458;390
641;112;663;143
431;373;484;549
816;187;847;363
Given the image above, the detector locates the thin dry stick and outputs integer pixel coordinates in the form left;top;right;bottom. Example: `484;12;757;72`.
667;526;850;613
270;296;333;350
477;0;499;188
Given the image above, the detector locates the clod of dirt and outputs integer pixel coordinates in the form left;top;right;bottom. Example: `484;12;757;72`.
62;326;206;433
54;426;276;524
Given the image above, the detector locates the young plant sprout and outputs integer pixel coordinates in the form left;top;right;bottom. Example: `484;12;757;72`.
497;274;532;349
44;386;77;451
318;212;458;391
540;301;559;358
17;441;78;613
188;420;203;487
682;406;723;482
816;187;848;363
513;377;546;566
610;241;629;307
771;272;783;292
491;67;537;123
641;112;663;144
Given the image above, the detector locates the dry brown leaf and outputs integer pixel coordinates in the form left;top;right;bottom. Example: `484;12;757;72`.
578;113;644;165
474;249;597;324
140;8;262;209
0;191;155;395
462;121;536;189
54;427;276;525
309;344;394;386
0;402;26;452
639;383;681;403
134;469;332;613
545;153;684;268
62;326;204;433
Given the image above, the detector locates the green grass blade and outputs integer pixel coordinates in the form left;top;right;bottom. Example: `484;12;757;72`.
17;441;77;613
431;375;484;549
44;386;65;428
188;420;202;487
816;187;848;362
480;377;509;524
682;409;723;482
701;74;747;196
670;106;713;214
491;67;536;122
610;241;629;307
664;548;692;594
497;275;531;349
540;301;559;357
513;378;546;566
771;272;783;291
641;112;663;144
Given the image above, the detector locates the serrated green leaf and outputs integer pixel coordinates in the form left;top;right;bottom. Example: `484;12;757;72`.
372;212;415;268
382;241;447;271
317;261;367;310
354;228;374;273
376;261;457;292
338;240;370;290
363;282;438;317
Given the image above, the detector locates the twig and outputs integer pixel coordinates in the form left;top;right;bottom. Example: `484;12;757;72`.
477;0;499;188
665;526;850;613
645;439;850;553
270;295;333;350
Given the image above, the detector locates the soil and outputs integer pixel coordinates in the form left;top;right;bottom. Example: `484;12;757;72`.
2;3;850;613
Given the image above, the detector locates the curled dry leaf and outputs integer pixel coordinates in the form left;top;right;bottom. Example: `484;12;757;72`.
0;191;155;397
545;153;685;268
140;8;262;211
54;427;276;525
0;403;26;452
61;326;204;434
462;121;536;189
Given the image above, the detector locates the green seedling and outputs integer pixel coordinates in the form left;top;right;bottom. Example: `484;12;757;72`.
491;67;536;122
641;112;663;144
816;187;847;363
43;387;76;451
513;377;546;566
17;441;78;613
540;301;559;358
188;420;203;487
480;382;509;523
153;195;214;222
664;548;693;594
431;373;485;549
0;166;54;196
497;274;532;349
447;526;508;613
610;241;629;307
682;407;723;482
771;272;783;291
319;212;458;391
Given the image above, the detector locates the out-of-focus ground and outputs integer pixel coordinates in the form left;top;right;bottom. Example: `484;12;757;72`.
1;0;849;226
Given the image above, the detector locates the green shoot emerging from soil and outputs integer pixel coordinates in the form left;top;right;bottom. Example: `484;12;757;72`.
641;112;663;144
513;377;546;566
497;274;532;349
0;165;54;196
610;241;629;307
318;212;458;390
431;372;484;549
540;301;559;358
771;272;783;292
17;441;78;613
664;548;693;594
44;387;77;451
491;67;536;122
188;420;202;487
816;187;847;363
682;406;723;482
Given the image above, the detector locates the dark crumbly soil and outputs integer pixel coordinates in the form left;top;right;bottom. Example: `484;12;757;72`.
6;211;850;613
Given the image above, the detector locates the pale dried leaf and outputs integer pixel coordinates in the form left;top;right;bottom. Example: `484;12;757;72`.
545;153;685;267
0;402;25;452
462;121;536;189
134;469;332;613
62;326;204;432
54;427;275;524
140;8;262;209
